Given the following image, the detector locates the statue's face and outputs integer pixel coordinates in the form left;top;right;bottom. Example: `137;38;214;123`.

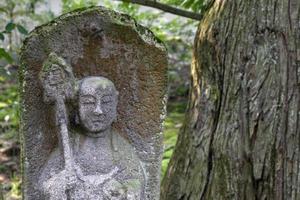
79;77;118;134
46;65;65;87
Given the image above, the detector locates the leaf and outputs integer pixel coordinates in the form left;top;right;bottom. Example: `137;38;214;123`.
180;0;205;12
5;22;16;32
0;75;5;82
181;0;194;8
0;7;8;14
0;48;13;63
192;0;204;12
0;33;4;41
0;102;8;108
17;24;28;35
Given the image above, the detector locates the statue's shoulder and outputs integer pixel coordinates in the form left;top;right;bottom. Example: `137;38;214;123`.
111;129;141;163
112;129;135;153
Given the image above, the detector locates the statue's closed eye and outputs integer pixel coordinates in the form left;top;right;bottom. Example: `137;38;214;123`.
82;95;96;104
101;96;113;104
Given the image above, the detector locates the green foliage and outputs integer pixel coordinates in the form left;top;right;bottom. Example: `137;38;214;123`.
161;0;211;13
0;33;4;41
10;176;21;199
0;48;13;63
167;101;187;113
1;174;22;200
0;0;45;69
3;22;28;35
16;24;28;35
0;21;28;65
161;101;186;177
62;0;99;13
0;76;19;140
0;7;7;13
103;0;141;17
182;0;204;11
5;22;16;33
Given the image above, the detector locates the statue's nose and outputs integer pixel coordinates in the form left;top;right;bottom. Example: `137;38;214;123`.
94;103;103;115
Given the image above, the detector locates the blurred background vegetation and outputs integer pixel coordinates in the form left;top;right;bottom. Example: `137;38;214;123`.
0;0;200;199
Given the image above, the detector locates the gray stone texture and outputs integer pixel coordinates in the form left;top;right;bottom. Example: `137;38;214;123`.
20;6;167;200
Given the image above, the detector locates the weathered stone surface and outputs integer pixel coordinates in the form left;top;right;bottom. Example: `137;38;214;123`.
20;6;167;200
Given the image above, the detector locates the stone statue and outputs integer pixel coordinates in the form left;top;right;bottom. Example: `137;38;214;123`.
20;7;167;200
38;54;144;199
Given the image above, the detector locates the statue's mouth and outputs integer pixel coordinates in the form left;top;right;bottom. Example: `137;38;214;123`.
91;115;106;122
92;119;105;124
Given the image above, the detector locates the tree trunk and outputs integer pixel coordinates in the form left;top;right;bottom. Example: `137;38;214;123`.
161;0;300;199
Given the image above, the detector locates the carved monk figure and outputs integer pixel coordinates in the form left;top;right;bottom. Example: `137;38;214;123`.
39;76;144;200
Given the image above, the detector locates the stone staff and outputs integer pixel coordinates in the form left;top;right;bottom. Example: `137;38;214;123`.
39;53;76;175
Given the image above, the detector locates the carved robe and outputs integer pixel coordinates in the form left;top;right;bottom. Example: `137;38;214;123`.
39;129;145;200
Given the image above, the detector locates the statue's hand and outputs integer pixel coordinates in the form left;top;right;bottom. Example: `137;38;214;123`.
42;169;77;200
103;179;127;200
64;169;78;189
45;169;78;189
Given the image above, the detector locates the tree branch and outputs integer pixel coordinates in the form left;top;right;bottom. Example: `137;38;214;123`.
116;0;203;21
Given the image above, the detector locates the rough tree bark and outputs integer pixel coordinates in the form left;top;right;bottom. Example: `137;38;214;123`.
161;0;300;199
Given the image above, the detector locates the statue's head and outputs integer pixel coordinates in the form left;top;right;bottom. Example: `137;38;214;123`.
78;76;118;135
